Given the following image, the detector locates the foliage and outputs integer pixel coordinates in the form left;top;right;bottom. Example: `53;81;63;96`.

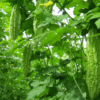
0;0;100;100
0;40;30;100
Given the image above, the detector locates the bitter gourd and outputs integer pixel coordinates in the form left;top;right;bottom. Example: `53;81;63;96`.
22;43;32;77
86;28;100;100
9;4;21;40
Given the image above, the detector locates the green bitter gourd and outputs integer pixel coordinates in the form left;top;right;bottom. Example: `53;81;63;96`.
9;4;21;40
22;43;32;77
86;28;100;100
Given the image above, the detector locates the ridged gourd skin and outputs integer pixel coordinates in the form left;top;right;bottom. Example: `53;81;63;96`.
9;4;21;40
86;28;100;100
22;43;32;77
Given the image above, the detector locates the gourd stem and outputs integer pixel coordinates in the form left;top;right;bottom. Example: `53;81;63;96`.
73;75;86;100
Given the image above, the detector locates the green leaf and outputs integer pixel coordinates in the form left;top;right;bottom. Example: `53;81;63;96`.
82;92;86;98
37;65;59;76
70;14;85;26
46;14;68;23
59;59;71;66
74;0;88;15
93;0;99;5
37;21;49;28
31;77;51;87
40;27;72;46
48;24;60;31
64;89;83;100
89;12;100;20
27;85;46;99
26;9;42;20
57;14;68;21
95;18;100;29
31;80;48;87
56;92;64;97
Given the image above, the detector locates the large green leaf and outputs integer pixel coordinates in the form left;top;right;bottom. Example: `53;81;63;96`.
39;27;73;46
27;85;47;99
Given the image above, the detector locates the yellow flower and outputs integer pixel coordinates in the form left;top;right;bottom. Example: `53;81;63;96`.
39;1;53;7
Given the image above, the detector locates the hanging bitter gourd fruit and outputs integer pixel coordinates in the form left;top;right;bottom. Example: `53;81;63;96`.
86;27;100;100
22;43;32;77
9;4;21;40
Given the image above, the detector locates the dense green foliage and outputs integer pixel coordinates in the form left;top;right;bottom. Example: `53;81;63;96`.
0;0;100;100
